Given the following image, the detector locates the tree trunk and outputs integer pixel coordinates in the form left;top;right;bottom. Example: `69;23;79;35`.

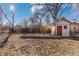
39;18;42;34
11;13;14;33
54;18;58;36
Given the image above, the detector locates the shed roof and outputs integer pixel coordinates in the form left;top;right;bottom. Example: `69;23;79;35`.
59;17;72;23
51;17;79;26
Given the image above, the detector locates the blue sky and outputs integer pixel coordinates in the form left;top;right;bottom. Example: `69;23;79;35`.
0;3;32;24
0;3;79;25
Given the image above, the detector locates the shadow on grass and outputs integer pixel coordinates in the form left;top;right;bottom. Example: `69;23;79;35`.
0;33;12;48
20;35;70;39
20;34;79;41
70;37;79;41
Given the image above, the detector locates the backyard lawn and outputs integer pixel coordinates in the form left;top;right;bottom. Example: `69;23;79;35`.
0;34;79;55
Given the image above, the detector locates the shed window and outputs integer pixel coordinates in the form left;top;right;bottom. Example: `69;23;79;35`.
64;26;67;29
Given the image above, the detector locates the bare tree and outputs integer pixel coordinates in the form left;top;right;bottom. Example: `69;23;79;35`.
32;3;71;34
0;5;13;47
0;7;4;33
0;6;12;33
45;14;50;25
72;15;79;33
29;10;40;33
22;18;28;29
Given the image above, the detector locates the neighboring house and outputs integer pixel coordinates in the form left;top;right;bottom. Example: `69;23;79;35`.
51;17;72;37
70;22;79;33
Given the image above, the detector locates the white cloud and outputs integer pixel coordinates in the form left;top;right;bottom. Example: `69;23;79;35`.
31;4;44;14
72;4;79;12
9;4;15;13
72;4;79;18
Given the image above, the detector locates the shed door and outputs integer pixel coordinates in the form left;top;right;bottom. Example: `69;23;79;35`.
57;26;62;36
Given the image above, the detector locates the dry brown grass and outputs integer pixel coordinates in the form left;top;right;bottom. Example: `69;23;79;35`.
0;34;79;56
0;34;9;43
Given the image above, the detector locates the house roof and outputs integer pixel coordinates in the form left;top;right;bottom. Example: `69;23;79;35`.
51;17;79;26
60;17;79;25
71;22;79;25
59;17;72;23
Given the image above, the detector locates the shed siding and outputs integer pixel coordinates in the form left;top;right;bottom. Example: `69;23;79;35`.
62;25;70;37
56;20;70;37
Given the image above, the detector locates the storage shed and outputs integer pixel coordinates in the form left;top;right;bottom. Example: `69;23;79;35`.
51;17;71;37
